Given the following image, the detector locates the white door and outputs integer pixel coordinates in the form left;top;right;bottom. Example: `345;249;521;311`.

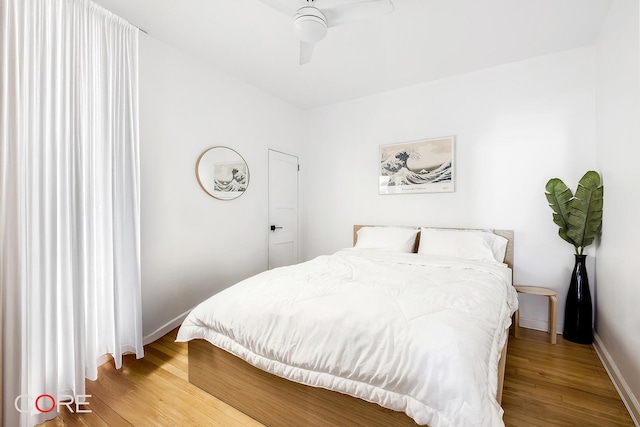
268;150;299;269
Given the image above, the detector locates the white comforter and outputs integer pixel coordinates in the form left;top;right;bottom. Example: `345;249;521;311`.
176;249;518;427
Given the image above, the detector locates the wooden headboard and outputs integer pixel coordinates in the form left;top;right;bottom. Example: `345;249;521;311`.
353;225;514;271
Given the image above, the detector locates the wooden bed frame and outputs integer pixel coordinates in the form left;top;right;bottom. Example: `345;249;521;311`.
188;226;515;427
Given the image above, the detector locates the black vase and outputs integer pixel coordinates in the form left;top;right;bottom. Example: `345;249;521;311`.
563;254;593;344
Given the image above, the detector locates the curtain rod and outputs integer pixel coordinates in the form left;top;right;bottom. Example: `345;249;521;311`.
129;21;148;34
94;2;148;35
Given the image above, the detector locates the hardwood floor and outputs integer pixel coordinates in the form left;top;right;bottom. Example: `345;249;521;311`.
502;328;634;427
41;328;635;427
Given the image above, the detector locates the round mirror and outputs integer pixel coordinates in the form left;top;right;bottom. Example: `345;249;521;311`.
196;146;249;200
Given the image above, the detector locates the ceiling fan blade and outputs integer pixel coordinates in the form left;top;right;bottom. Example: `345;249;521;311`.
324;0;394;28
299;41;315;65
257;0;297;17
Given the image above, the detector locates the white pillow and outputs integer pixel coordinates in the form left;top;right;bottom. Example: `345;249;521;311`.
417;228;508;263
355;226;419;253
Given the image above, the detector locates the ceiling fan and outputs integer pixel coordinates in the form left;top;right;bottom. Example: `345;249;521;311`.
259;0;394;64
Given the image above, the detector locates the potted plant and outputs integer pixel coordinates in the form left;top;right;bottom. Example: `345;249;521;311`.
545;171;603;344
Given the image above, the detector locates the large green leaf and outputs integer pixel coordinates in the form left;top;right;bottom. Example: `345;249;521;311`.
567;171;603;252
545;178;577;248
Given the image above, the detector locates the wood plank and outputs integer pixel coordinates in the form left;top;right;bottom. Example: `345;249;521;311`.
149;341;188;363
44;407;110;427
142;350;189;382
144;345;189;373
77;393;133;427
158;335;188;355
40;327;635;427
502;328;634;427
189;339;418;427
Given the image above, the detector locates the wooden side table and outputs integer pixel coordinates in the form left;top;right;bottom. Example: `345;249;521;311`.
514;286;557;344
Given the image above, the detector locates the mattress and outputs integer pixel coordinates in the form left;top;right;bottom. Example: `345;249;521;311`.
177;249;518;427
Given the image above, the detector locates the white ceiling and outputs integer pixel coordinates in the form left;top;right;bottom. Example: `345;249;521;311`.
93;0;612;109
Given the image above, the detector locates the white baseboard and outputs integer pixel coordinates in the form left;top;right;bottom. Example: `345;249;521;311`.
143;307;194;346
593;333;640;426
96;353;111;367
93;310;193;369
518;317;562;334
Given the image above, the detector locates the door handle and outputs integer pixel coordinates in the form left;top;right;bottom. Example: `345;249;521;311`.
270;225;283;232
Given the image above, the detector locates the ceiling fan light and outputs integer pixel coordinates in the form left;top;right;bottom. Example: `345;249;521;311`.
293;7;327;43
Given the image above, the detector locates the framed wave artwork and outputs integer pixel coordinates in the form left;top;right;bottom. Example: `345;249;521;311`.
379;136;455;194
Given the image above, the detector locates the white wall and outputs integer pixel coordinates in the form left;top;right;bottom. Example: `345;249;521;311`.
139;35;304;338
135;12;640;419
135;7;640;420
302;47;597;334
594;0;640;422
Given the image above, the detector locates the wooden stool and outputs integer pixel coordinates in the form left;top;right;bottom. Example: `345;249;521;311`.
514;286;557;344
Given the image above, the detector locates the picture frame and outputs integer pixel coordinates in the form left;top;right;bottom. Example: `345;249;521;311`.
379;136;455;194
213;160;248;197
196;146;250;200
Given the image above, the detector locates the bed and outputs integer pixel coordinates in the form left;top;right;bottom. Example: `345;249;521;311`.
176;226;517;427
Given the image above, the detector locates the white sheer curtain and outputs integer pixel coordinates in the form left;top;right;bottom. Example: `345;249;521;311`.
1;0;143;425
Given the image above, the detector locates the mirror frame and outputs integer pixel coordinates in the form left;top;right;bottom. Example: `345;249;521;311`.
195;146;250;200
